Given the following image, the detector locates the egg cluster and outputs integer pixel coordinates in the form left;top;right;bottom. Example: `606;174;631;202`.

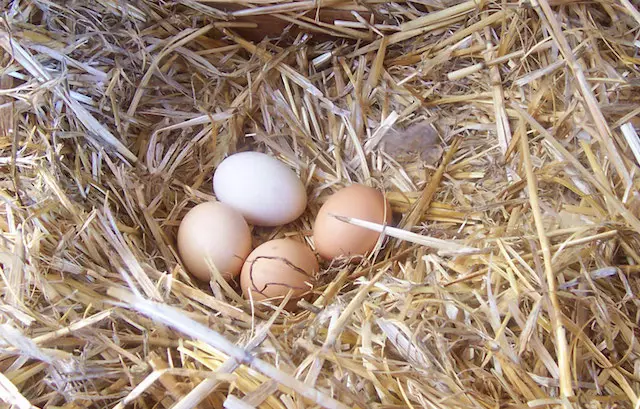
177;151;392;310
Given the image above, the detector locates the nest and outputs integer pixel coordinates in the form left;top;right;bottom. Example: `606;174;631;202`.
1;0;640;408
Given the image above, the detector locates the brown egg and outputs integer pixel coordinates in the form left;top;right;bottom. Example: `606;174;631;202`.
177;202;252;281
240;238;317;309
313;184;392;260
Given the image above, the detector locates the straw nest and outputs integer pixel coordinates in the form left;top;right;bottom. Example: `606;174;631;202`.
1;0;640;408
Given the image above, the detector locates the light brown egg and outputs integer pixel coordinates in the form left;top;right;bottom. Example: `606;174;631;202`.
313;184;392;260
177;202;252;281
240;238;317;309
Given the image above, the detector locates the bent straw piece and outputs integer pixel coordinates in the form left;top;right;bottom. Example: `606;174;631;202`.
107;288;350;409
400;136;461;230
329;213;479;253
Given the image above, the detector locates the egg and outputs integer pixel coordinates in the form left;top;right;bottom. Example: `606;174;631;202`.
213;152;308;226
313;184;392;260
240;238;317;309
177;202;252;281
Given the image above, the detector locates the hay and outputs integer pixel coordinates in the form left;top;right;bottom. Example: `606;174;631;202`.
1;0;639;408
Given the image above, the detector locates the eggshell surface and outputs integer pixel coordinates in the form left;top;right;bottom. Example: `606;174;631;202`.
240;238;317;308
213;152;307;226
177;202;252;281
313;184;392;260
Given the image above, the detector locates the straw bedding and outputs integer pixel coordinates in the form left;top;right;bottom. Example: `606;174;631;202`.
1;0;640;408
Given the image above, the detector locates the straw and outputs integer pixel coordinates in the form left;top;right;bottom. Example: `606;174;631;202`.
2;1;640;408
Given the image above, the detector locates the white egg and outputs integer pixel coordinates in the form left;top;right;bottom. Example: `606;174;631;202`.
213;152;308;226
